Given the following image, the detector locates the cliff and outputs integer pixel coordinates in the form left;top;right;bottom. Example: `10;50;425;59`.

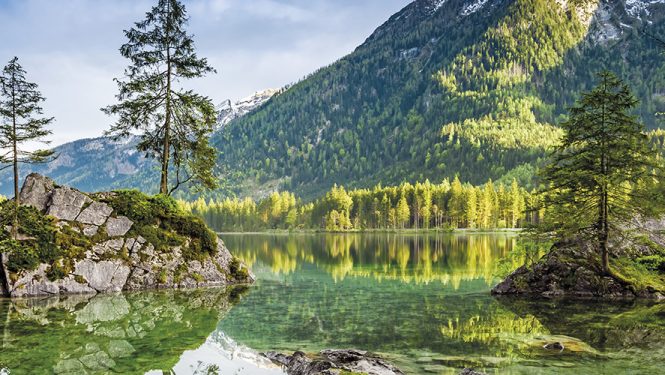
0;174;253;298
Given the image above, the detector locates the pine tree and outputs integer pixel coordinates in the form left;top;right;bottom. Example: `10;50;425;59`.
396;196;410;229
0;57;54;238
102;0;217;195
541;71;662;273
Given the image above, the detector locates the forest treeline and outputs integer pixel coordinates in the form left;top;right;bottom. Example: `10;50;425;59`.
180;177;541;232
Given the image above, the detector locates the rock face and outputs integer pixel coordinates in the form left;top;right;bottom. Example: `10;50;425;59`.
262;349;404;375
492;239;665;299
216;89;278;128
1;174;254;298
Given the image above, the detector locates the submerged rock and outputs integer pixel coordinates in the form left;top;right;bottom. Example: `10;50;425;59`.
0;174;254;298
459;369;487;375
262;349;404;375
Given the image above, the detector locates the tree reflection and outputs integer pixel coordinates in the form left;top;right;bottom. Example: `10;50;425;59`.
226;233;516;287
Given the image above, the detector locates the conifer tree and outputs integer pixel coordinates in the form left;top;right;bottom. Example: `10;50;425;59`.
103;0;218;195
396;196;410;229
541;71;662;273
0;57;54;238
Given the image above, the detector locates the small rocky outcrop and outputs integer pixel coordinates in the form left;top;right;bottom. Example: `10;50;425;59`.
492;238;665;299
0;174;253;298
459;369;487;375
262;349;404;375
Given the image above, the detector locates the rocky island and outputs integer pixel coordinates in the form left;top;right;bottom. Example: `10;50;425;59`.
0;174;253;298
492;232;665;300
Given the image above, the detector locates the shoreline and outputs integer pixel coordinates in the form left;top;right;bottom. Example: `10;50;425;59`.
218;228;523;235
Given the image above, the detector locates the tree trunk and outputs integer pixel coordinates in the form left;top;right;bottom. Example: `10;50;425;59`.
11;70;18;240
0;253;8;297
160;4;172;196
601;189;610;274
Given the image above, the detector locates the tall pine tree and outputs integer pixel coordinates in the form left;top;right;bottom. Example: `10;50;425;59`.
0;57;54;238
541;71;662;273
103;0;218;195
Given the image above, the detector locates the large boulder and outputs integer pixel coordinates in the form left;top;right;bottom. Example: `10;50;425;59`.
1;174;254;298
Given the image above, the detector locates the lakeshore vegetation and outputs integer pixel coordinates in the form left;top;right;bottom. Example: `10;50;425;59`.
180;177;540;232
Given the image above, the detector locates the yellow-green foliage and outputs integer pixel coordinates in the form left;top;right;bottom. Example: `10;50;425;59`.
613;257;665;293
184;178;539;232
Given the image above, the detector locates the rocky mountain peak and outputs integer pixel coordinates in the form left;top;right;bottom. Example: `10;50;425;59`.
216;89;279;128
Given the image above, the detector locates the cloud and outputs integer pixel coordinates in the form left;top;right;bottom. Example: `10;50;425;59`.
0;0;411;146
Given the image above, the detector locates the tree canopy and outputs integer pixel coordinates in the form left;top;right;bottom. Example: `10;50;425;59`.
103;0;218;196
540;71;664;273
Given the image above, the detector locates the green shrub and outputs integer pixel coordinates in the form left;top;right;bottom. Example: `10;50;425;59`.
637;255;665;273
192;272;204;283
46;263;67;281
229;257;249;280
157;268;168;284
104;190;218;260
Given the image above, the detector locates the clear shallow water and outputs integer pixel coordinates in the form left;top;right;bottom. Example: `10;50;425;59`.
220;233;665;374
1;233;664;374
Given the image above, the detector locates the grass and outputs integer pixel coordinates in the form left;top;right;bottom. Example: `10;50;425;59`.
612;257;665;293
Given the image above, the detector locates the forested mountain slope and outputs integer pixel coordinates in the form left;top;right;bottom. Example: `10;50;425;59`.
2;0;664;201
213;0;665;199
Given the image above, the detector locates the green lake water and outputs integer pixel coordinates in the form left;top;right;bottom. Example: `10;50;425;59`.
1;233;665;374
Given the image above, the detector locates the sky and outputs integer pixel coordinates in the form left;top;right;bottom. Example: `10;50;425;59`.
0;0;411;146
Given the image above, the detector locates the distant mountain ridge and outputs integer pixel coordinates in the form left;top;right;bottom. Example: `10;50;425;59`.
0;90;276;196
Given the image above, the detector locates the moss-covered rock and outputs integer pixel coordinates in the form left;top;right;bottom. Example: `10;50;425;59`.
0;174;254;298
492;236;665;299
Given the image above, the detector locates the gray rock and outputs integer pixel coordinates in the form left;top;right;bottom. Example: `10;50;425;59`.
82;225;99;237
6;174;254;298
47;187;91;221
263;349;404;375
76;202;113;226
53;358;87;374
74;260;130;292
460;369;487;375
58;276;96;295
108;340;135;358
91;239;124;257
75;295;130;324
106;216;133;237
19;173;55;212
79;351;115;371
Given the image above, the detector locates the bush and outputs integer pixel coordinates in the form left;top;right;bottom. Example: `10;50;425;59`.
637;255;665;273
104;190;218;260
229;257;249;280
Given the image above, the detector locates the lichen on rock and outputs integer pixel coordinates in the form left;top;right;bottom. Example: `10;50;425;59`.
0;173;254;298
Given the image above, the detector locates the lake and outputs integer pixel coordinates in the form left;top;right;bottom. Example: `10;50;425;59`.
1;233;664;374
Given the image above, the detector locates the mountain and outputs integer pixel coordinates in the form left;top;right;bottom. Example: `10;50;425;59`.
3;0;665;200
216;89;278;129
0;136;148;195
212;0;665;199
0;90;275;196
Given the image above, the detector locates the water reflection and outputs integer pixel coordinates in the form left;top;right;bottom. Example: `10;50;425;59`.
227;233;516;287
0;287;284;375
220;233;665;374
